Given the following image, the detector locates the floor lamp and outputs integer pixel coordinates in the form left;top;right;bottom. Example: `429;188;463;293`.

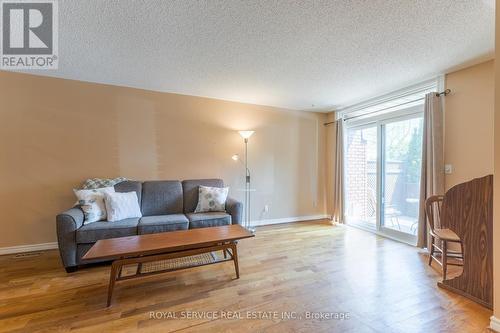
232;130;255;233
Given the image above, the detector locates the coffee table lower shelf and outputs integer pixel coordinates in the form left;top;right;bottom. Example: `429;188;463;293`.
106;241;239;306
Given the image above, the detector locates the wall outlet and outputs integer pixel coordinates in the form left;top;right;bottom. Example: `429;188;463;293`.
264;205;269;212
444;164;453;174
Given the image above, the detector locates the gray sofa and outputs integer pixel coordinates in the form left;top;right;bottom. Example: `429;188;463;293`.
56;179;242;272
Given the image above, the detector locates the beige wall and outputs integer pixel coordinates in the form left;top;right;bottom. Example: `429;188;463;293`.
0;71;328;248
444;60;495;191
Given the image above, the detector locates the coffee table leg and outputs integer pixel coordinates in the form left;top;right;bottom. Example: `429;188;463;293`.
107;261;121;307
231;243;239;279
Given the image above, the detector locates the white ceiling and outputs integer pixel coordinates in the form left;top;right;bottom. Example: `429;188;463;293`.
23;0;494;111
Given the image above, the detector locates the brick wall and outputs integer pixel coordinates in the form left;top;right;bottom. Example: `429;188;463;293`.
345;130;370;220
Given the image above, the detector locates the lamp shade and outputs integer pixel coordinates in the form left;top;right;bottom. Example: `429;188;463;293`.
238;130;254;139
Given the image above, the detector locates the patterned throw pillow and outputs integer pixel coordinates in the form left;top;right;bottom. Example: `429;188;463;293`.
73;187;115;224
194;186;229;213
81;177;128;190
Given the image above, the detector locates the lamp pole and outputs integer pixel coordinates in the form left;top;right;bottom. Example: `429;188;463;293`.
244;138;252;231
235;130;255;233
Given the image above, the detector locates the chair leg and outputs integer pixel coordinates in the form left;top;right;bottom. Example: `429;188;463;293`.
428;236;434;266
442;241;448;281
395;216;401;231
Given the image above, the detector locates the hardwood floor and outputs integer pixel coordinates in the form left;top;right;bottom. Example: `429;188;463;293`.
0;220;493;332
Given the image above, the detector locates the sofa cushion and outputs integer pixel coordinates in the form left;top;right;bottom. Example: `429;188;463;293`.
141;181;183;216
76;218;139;243
138;214;189;234
182;179;224;213
115;181;142;204
186;212;231;229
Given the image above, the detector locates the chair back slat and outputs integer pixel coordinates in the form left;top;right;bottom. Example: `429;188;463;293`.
425;195;444;232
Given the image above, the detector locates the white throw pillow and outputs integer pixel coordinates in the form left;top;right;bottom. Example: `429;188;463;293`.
194;185;229;213
73;187;115;224
104;191;142;222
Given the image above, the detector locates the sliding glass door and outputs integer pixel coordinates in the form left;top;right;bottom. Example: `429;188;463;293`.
345;110;423;244
380;116;423;243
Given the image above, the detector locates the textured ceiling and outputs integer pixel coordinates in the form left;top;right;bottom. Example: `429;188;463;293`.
23;0;494;111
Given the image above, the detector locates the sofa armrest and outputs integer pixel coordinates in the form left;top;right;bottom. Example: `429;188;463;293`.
56;207;84;269
226;197;243;225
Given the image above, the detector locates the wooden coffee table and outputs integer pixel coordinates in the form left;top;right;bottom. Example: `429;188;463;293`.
82;224;254;306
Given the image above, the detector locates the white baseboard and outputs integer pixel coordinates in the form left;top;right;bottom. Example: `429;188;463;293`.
251;214;330;226
0;242;58;255
490;316;500;332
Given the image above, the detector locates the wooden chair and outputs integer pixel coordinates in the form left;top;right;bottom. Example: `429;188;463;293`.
425;195;464;280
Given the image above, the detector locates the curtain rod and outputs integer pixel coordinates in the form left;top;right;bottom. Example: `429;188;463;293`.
323;89;451;126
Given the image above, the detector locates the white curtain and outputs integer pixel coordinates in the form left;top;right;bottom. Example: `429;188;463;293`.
332;119;344;223
417;92;445;248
